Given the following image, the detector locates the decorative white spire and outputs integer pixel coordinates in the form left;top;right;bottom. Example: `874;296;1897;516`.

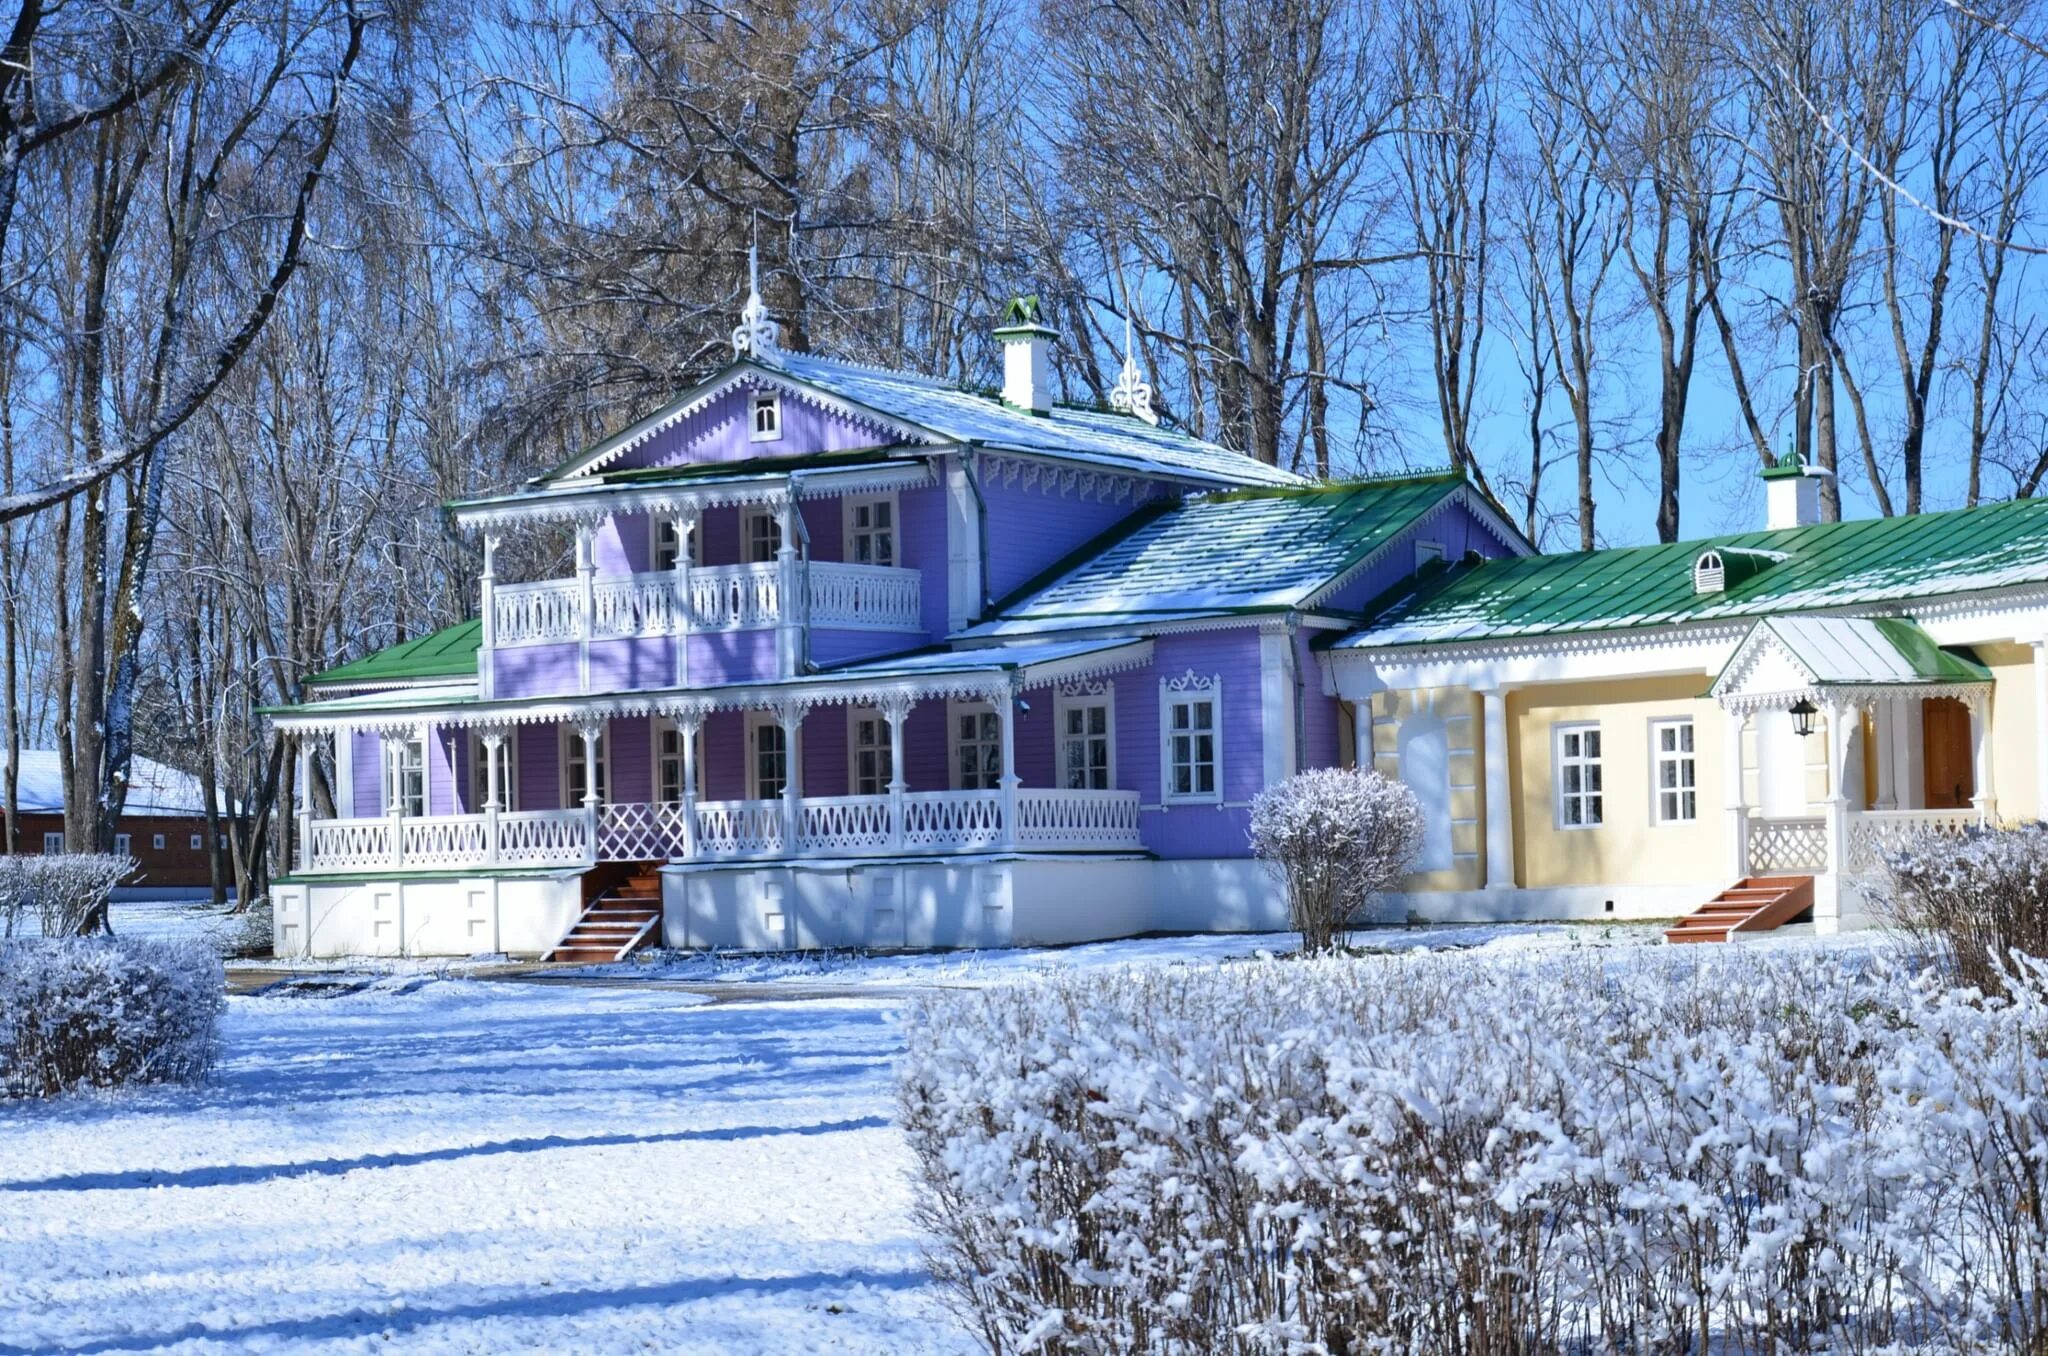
731;237;779;359
1109;311;1157;425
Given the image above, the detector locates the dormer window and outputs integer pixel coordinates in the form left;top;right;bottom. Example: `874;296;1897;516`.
1694;550;1727;595
750;391;782;442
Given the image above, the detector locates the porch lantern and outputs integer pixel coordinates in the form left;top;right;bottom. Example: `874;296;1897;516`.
1789;698;1819;738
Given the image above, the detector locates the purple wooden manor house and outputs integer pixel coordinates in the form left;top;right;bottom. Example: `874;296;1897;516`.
269;273;1524;958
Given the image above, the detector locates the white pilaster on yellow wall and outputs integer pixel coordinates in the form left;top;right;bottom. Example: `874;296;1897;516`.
1968;690;1997;821
1723;710;1748;880
1258;625;1297;789
1477;685;1515;891
1818;701;1855;934
2033;639;2048;819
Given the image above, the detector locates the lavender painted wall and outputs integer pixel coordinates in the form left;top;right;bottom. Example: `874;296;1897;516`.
589;636;674;691
351;731;382;815
901;481;950;638
688;629;778;685
495;643;581;700
1122;630;1265;860
606;383;897;474
516;724;561;811
1316;499;1517;615
807;628;924;667
609;715;654;804
429;729;461;816
594;515;653;575
982;476;1156;605
1297;629;1342;772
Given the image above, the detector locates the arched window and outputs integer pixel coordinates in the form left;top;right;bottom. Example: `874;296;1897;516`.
1694;550;1726;595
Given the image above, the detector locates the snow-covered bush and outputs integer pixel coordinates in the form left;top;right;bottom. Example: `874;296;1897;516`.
0;853;134;938
901;948;2048;1353
0;938;224;1098
1880;821;2048;994
1249;767;1422;951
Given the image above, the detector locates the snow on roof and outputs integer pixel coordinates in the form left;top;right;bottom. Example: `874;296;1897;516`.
763;352;1304;489
0;751;225;817
1336;496;2048;651
1710;617;1989;698
966;474;1469;637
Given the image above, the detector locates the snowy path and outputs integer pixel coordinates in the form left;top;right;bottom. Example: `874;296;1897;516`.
0;979;969;1354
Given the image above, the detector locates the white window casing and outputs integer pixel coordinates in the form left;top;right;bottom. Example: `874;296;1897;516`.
1554;722;1603;829
949;700;1003;791
746;711;792;800
749;391;782;442
1651;717;1698;824
469;731;518;812
1055;681;1115;791
651;515;700;571
847;707;894;795
561;724;609;807
114;833;131;857
1161;672;1222;804
743;508;783;563
653;716;704;803
41;831;61;853
385;734;426;818
843;493;898;567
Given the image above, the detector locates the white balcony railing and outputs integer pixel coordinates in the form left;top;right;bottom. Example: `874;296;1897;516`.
1741;807;1984;880
490;562;919;648
299;789;1142;875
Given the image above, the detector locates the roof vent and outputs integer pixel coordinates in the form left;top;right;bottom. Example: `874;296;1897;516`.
993;295;1057;415
1693;546;1784;596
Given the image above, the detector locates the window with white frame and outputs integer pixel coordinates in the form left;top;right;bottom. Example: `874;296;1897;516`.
189;833;203;851
1057;685;1114;790
42;831;62;853
849;709;894;795
153;834;166;851
1555;723;1603;828
1651;718;1697;824
114;832;131;857
385;734;426;817
750;391;782;442
563;727;608;806
744;509;783;563
951;704;1002;790
468;732;517;812
844;495;896;567
1161;673;1221;803
651;516;700;572
654;718;704;803
748;716;789;800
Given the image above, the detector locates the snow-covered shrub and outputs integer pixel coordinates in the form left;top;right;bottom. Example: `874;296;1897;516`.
1249;767;1422;951
0;938;224;1098
0;852;134;938
1880;821;2048;993
901;949;2048;1353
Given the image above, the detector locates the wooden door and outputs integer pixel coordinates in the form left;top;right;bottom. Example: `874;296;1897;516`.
1923;697;1974;809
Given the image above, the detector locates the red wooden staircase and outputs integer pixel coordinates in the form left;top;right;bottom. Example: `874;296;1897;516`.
543;864;664;963
1664;876;1815;945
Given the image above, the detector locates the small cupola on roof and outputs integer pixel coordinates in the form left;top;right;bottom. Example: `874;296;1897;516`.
1760;446;1834;530
993;294;1057;414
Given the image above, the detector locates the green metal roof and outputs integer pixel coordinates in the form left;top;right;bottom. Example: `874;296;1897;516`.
1337;497;2048;650
305;620;481;688
967;472;1476;638
1709;617;1989;699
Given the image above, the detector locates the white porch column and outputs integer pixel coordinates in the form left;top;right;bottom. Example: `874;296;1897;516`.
335;724;356;818
1871;698;1899;810
381;734;404;869
1819;699;1855;934
294;734;314;873
1723;708;1749;880
479;533;500;700
481;730;504;866
1969;688;1997;822
677;710;702;860
575;521;596;693
673;508;699;688
777;701;805;853
998;682;1020;849
1477;685;1514;891
578;718;603;865
883;691;911;851
775;496;803;680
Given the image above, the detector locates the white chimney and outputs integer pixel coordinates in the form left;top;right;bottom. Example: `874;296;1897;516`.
1762;452;1834;531
994;295;1057;415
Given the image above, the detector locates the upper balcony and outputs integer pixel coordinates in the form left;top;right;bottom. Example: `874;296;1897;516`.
488;560;921;648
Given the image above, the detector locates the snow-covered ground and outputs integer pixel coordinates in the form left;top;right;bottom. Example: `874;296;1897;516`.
0;904;1858;1353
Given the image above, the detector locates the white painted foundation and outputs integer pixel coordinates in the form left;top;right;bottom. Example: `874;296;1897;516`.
272;873;584;959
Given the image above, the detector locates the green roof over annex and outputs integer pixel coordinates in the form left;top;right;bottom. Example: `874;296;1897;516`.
1335;496;2048;652
304;620;481;688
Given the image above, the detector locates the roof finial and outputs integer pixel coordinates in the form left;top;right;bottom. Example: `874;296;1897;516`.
1109;307;1157;426
732;224;779;359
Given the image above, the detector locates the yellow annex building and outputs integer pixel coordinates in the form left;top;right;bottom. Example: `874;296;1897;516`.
1328;459;2048;937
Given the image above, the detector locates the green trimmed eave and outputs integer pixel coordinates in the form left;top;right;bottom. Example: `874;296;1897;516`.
1868;617;1990;682
300;619;481;691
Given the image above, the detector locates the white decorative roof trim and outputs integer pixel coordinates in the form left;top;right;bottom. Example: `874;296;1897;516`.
1718;682;1990;717
450;462;933;532
303;679;478;699
980;450;1173;506
1329;618;1753;668
553;364;939;482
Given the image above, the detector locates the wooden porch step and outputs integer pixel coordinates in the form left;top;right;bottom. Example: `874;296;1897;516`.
545;863;665;962
1664;875;1815;945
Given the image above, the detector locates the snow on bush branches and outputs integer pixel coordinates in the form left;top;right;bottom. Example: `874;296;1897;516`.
1249;767;1422;950
0;853;133;939
1880;821;2048;996
901;948;2048;1353
0;938;223;1098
